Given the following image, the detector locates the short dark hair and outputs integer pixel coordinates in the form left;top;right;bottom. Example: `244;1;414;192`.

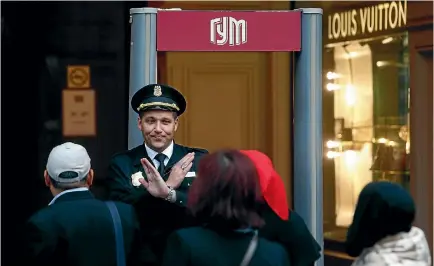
188;149;264;230
49;171;88;190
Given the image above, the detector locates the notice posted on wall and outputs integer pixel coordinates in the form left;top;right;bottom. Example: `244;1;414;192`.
62;90;96;137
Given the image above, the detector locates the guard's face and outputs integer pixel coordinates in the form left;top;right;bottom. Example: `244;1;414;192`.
138;110;178;152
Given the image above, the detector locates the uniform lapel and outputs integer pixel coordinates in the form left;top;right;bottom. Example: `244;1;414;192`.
132;144;155;180
166;143;183;170
159;143;185;180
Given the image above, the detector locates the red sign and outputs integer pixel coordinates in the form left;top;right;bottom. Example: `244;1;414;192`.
157;10;301;52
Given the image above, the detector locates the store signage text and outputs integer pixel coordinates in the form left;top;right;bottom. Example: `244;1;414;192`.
327;0;407;41
157;10;301;51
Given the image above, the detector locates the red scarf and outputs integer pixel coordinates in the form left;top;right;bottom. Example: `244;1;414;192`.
240;150;289;220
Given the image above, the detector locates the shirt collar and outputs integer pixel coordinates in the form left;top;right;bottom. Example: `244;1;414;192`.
145;141;174;160
48;187;89;206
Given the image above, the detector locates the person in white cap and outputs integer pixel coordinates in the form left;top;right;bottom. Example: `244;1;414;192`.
22;142;148;266
44;141;94;198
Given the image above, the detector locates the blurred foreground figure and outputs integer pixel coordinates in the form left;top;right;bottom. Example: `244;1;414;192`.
241;150;321;266
23;142;143;266
162;150;290;266
346;181;431;266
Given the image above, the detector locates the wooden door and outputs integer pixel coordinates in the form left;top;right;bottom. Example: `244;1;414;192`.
157;1;293;205
168;52;268;151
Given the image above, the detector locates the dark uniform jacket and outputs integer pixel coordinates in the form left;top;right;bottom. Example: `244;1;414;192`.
259;204;321;266
23;190;143;266
183;204;321;266
162;226;290;266
105;143;208;264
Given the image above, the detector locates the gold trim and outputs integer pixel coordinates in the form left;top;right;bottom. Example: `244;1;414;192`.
137;102;180;112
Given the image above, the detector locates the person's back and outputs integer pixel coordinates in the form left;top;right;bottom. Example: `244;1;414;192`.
26;192;142;266
23;142;144;266
163;226;289;266
162;150;290;266
346;181;431;266
241;150;321;266
258;203;321;266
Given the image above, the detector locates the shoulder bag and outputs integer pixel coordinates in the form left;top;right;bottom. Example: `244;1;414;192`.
240;230;259;266
106;201;126;266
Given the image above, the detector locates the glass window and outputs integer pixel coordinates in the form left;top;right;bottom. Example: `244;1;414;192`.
323;32;410;242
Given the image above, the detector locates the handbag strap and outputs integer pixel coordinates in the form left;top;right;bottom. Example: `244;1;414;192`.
105;201;126;266
240;230;259;266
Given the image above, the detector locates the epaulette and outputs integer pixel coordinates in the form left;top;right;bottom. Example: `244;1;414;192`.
110;150;129;159
189;147;209;154
110;145;143;160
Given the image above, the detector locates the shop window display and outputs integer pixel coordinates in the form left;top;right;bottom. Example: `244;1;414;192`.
323;32;409;241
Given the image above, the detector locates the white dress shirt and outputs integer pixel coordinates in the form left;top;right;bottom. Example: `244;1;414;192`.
144;141;178;202
144;141;174;169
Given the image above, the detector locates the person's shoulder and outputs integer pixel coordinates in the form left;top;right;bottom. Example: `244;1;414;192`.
258;237;289;260
172;226;210;242
260;204;288;233
175;226;205;236
175;143;209;155
286;210;318;238
110;145;143;163
189;147;209;155
111;200;135;211
288;210;305;223
27;207;53;228
110;201;138;218
259;236;285;249
262;206;307;231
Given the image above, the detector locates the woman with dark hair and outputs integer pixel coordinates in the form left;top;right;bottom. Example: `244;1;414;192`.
345;181;431;266
240;150;321;266
161;149;290;266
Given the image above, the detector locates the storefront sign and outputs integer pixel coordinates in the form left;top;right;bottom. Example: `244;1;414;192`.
157;10;301;52
327;0;407;41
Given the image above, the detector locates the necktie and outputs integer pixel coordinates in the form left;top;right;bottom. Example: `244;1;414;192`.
154;153;167;177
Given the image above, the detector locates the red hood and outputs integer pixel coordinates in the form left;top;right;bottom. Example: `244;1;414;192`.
240;150;289;220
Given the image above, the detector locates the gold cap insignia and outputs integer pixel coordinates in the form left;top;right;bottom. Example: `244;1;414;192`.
153;85;162;97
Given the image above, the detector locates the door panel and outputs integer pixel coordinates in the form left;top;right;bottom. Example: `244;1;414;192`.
167;52;268;152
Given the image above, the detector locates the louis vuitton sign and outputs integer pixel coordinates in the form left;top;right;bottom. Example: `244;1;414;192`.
327;0;407;42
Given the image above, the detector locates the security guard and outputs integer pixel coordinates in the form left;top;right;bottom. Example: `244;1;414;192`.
105;84;208;265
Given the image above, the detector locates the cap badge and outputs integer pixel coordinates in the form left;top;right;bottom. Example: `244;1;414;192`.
153;85;162;97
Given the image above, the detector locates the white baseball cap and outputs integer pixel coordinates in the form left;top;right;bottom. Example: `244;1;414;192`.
46;142;91;183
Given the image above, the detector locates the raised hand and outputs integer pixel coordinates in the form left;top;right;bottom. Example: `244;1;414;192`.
139;158;170;198
166;152;195;189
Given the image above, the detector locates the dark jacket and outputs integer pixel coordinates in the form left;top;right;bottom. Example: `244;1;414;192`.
162;226;290;266
23;190;144;266
105;143;208;264
258;204;321;266
183;204;321;266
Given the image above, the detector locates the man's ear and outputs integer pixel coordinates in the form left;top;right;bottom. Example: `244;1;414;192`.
137;116;142;130
174;117;179;132
44;170;51;187
86;169;94;187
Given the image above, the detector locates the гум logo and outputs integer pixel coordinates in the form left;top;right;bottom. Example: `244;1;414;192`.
210;17;247;46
